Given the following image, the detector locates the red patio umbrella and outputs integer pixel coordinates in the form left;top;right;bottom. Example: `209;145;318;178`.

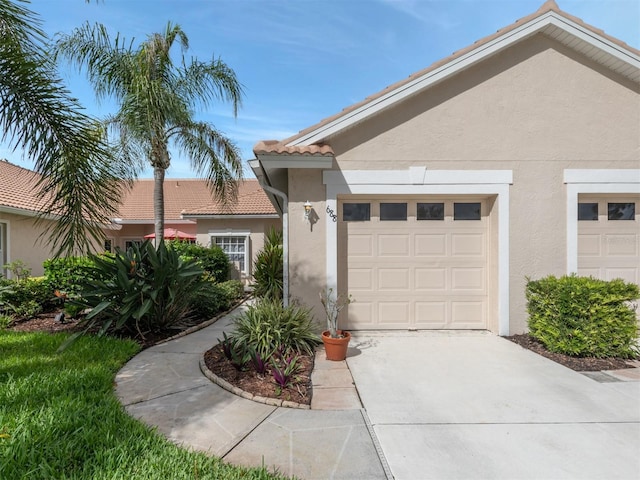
144;228;196;240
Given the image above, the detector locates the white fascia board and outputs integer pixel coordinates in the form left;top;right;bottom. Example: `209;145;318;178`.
564;169;640;184
0;206;41;218
546;15;640;66
182;214;280;219
324;169;513;186
257;154;334;169
291;12;638;147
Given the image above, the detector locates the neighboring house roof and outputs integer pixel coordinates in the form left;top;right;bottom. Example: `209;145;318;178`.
116;178;277;222
0;160;48;215
254;0;639;157
182;180;278;217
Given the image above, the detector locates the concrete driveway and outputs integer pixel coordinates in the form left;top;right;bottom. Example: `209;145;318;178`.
347;331;640;480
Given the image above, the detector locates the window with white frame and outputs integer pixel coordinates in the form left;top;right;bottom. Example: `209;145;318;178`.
211;233;249;273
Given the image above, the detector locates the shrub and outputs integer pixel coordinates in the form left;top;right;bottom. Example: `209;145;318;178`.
0;277;54;318
252;228;283;301
231;299;319;359
43;256;96;294
192;281;232;320
168;241;230;283
219;279;245;301
526;275;639;358
70;241;206;339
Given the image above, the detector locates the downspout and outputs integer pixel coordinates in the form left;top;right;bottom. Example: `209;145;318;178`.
259;184;289;307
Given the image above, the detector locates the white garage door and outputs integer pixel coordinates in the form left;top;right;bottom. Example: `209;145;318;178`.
341;198;488;330
578;197;639;286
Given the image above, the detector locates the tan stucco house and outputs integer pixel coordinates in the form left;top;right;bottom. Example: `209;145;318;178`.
113;179;280;282
251;0;640;335
1;160;280;282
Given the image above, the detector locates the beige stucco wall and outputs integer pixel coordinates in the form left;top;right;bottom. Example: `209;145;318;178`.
288;169;328;326
288;34;640;333
0;212;105;277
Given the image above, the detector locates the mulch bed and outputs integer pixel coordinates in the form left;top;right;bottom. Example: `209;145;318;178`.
505;334;637;371
203;344;313;405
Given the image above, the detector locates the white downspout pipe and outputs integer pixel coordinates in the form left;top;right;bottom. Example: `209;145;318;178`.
259;185;289;307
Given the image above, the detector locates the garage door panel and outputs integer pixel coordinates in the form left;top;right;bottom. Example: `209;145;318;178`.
347;303;374;329
451;267;486;291
604;268;638;284
415;302;447;326
415;234;447;256
604;235;638;256
348;234;373;256
415;268;447;290
451;233;485;256
578;235;600;256
378;269;410;290
378;302;410;325
349;269;374;291
378;234;410;256
451;301;486;326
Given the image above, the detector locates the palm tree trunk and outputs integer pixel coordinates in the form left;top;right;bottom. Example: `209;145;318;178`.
153;166;165;245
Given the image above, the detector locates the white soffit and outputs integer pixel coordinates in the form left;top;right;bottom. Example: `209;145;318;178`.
290;11;639;147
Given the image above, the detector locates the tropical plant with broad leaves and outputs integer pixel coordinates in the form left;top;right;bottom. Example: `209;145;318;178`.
252;228;283;301
0;0;128;255
63;240;205;349
231;299;319;359
53;21;244;243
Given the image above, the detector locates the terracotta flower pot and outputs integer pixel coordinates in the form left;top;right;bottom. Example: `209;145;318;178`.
321;330;351;361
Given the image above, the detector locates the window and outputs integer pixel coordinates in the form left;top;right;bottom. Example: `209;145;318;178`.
608;203;635;220
578;203;598;221
417;203;444;220
380;203;407;221
343;203;370;221
454;202;481;220
104;239;113;253
213;236;248;272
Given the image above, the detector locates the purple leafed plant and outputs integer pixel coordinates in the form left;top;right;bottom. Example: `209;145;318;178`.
251;350;268;375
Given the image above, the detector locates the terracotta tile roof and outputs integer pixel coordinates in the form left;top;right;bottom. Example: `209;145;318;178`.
117;178;276;220
258;0;639;152
253;140;335;156
182;180;278;216
0;160;49;213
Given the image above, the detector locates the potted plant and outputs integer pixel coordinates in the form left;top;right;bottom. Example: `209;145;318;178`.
319;288;354;361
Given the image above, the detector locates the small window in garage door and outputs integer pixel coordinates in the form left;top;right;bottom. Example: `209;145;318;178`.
343;203;370;222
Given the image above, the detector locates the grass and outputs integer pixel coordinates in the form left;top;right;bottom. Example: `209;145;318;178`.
0;331;288;479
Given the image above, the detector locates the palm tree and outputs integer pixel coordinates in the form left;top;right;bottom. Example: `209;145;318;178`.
54;21;244;243
0;0;128;255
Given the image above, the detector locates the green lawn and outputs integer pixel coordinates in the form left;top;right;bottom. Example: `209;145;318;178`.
0;331;288;479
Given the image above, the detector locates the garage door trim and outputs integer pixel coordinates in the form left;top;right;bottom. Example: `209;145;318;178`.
564;169;640;275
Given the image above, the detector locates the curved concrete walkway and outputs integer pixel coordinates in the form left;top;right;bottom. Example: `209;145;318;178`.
114;305;390;480
115;305;640;479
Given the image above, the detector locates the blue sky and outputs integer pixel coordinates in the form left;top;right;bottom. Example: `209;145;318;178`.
3;0;639;178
